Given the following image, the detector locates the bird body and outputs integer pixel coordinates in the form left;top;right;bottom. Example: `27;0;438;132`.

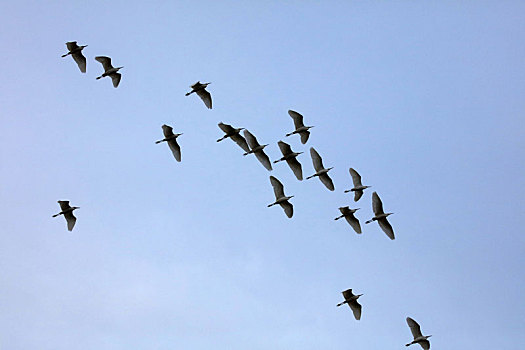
95;56;123;87
52;200;79;231
337;289;363;320
156;124;183;162
286;110;313;144
62;41;87;73
267;176;294;218
217;123;249;152
365;191;395;240
243;130;272;171
274;141;303;180
405;317;431;349
334;207;361;234
306;147;334;190
344;168;371;201
186;81;212;109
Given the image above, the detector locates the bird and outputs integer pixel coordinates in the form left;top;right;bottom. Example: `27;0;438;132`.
95;56;123;88
306;147;334;191
185;81;212;109
243;130;272;171
267;176;294;218
286;110;313;144
273;141;303;181
217;122;250;152
336;288;363;320
365;192;395;240
61;41;87;73
344;168;371;202
405;317;431;349
52;200;79;231
155;124;183;162
334;207;362;234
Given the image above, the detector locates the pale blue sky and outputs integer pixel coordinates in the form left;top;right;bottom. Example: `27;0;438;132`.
1;1;524;349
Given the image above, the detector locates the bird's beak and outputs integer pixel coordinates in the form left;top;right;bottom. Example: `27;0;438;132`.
298;152;304;155
355;208;361;211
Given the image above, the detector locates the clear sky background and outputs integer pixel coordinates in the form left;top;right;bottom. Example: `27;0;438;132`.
1;1;524;349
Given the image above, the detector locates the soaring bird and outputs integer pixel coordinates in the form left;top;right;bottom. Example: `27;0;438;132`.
344;168;371;202
306;147;334;191
273;141;303;181
61;41;87;73
95;56;123;88
365;192;395;240
155;124;183;162
336;289;363;320
334;207;361;234
217;122;250;152
267;176;294;218
286;110;313;144
243;130;272;171
185;81;212;109
405;317;431;349
52;200;79;231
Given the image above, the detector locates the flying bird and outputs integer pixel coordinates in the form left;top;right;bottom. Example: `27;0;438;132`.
155;124;183;162
365;192;395;240
273;141;303;181
306;147;334;191
334;207;361;234
95;56;123;88
217;122;250;152
405;317;431;350
185;81;212;109
336;288;363;320
52;200;79;231
243;130;272;171
61;41;87;73
267;176;294;218
344;168;371;202
286;110;313;144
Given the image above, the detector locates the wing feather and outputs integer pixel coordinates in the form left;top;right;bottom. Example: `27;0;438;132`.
64;211;77;231
286;158;303;181
348;300;362;320
196;89;212;109
345;214;362;234
319;174;335;191
243;130;260;149
95;56;113;71
255;151;272;171
230;134;250;152
309;147;324;171
167;139;181;162
349;168;363;187
299;130;310;144
110;73;121;88
372;192;384;215
288;110;305;130
269;176;285;199
406;317;423;339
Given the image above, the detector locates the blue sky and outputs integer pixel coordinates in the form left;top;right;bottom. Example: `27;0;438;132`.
1;1;524;349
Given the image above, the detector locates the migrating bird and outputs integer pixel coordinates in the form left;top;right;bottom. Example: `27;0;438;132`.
217;122;249;152
267;176;294;218
405;317;431;350
243;130;272;171
61;41;87;73
365;192;395;240
273;141;303;181
286;110;313;144
185;81;212;109
306;147;334;191
336;289;363;320
334;207;361;234
344;168;371;202
95;56;123;88
52;200;79;231
155;124;183;162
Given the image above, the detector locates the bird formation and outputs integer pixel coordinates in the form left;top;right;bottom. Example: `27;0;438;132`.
56;40;431;348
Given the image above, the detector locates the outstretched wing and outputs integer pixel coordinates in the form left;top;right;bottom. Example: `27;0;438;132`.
419;340;430;350
286;158;303;181
109;73;121;88
348;300;362;320
372;192;385;215
345;214;362;234
66;41;79;51
243;130;260;149
58;200;71;211
218;122;235;134
72;52;87;73
299;130;310;144
349;168;363;187
378;218;395;240
309;147;324;172
255;150;272;171
167;139;181;162
270;176;286;199
354;190;364;202
64;211;77;231
288;110;305;130
230;134;250;152
319;173;335;191
406;317;423;339
196;89;212;109
95;56;113;71
277;141;293;155
279;201;293;218
342;289;354;300
162;125;174;138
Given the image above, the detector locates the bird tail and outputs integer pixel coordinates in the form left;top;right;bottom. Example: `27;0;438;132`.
365;219;373;224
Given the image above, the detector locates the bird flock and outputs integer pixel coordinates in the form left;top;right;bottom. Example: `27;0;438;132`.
58;41;432;349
